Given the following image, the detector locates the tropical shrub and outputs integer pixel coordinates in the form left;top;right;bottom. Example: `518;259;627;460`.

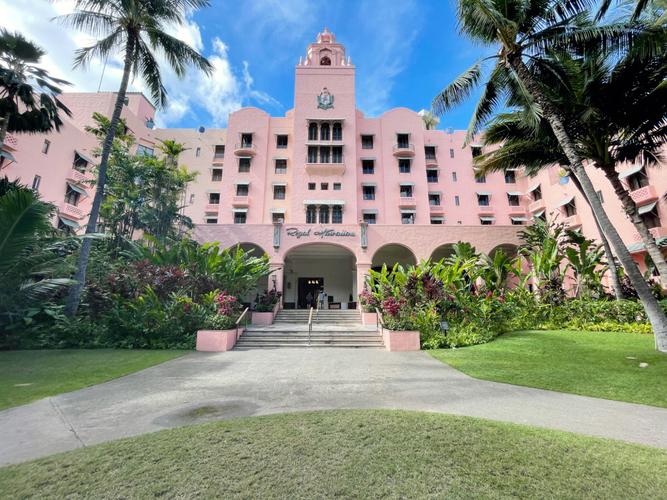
254;289;281;312
203;313;236;331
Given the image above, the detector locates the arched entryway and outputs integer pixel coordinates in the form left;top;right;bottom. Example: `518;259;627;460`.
283;243;357;309
371;243;417;271
230;243;270;305
488;243;519;259
430;244;457;262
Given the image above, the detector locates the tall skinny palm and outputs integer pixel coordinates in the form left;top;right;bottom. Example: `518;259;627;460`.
59;0;212;316
0;29;71;151
433;0;667;351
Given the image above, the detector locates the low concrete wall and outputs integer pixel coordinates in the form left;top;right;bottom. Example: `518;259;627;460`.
382;330;420;352
196;329;239;352
361;311;377;325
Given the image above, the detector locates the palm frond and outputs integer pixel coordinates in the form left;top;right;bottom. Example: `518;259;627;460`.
432;61;483;116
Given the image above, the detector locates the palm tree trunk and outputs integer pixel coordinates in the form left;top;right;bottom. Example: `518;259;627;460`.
569;171;624;299
65;35;136;317
509;56;667;352
599;164;667;288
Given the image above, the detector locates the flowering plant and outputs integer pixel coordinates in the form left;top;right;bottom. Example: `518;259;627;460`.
254;289;282;312
214;292;238;316
358;286;380;312
381;296;418;331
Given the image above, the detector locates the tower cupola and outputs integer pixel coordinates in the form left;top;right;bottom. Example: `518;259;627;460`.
298;28;352;67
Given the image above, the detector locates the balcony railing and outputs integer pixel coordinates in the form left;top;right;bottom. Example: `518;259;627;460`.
392;143;415;157
232;196;250;207
305;156;345;175
429;204;445;214
528;198;546;213
425;156;438;166
212;154;225;165
651;226;667;239
629;185;658;205
233;143;257;156
564;214;582;228
59;202;86;220
66;168;95;186
204;203;220;213
398;196;417;207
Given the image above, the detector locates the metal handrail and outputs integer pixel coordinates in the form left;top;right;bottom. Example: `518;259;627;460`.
308;306;314;346
374;307;384;333
236;307;249;339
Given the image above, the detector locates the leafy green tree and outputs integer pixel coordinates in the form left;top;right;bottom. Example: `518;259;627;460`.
564;230;606;297
432;0;667;350
59;0;213;316
0;29;71;150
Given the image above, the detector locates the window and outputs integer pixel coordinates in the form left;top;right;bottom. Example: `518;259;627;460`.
57;218;75;234
455;195;460;206
319;205;330;223
640;205;661;229
64;185;81;206
477;194;490;206
507;193;520;206
236;184;249;196
308;123;318;141
471;146;482;158
396;133;410;148
42;139;50;154
532;185;542;201
452;172;457;182
307;146;318;163
275;159;287;174
362;159;375;174
332;205;343;224
32;175;41;190
214;145;225;159
320;123;330;141
189;194;195;204
627;169;649;191
361;135;374;149
427;169;439;183
276;135;288;148
308;183;316;190
332;146;343;163
504;170;516;183
321;182;329;190
273;185;286;200
238;157;251;172
320;146;331;163
208;192;220;204
398;159;411;173
449;148;454;158
363;185;376;200
429;193;441;206
272;213;284;223
400;185;413;198
333;183;341;191
401;212;415;224
306;205;317;223
234;211;247;224
332;122;342;141
425;146;436;160
431;217;444;225
240;133;252;147
363;213;377;224
476;173;486;183
320;56;331;65
211;168;222;181
511;218;524;226
196;147;201;157
563;200;577;217
205;218;218;224
73;152;89;172
136;144;154;156
480;217;494;225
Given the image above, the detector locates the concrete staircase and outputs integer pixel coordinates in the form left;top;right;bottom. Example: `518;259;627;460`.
236;309;384;349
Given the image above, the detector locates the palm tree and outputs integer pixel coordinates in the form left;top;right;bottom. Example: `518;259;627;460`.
564;230;606;297
433;0;667;351
59;0;213;316
0;29;71;151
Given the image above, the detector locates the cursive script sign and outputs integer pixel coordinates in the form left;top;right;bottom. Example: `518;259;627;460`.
286;227;356;239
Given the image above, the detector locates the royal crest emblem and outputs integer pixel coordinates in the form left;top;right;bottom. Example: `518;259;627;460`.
317;87;334;109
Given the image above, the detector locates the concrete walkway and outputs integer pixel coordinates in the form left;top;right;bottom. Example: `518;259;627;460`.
2;348;667;466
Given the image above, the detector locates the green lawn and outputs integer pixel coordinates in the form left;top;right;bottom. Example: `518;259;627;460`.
431;330;667;408
0;410;665;498
0;349;187;410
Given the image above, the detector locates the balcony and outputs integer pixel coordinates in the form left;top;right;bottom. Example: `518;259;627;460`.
478;205;495;215
429;204;445;214
59;202;86;220
528;198;545;213
212;154;225;165
398;197;417;208
564;214;582;228
651;226;667;239
425;156;438;166
305;157;345;176
629;185;658;205
392;143;415;157
305;137;343;145
232;196;250;207
233;143;257;156
204;203;220;213
66;168;95;186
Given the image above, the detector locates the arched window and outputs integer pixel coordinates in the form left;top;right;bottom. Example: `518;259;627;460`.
320;122;330;141
319;205;330;224
332;122;342;141
308;122;318;141
306;205;317;224
320;56;331;66
332;205;343;224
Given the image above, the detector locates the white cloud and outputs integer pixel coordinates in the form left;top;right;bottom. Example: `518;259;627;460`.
0;0;280;128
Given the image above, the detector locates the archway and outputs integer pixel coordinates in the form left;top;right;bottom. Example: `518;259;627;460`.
230;243;270;306
430;244;456;262
283;243;357;309
371;243;417;271
488;243;519;259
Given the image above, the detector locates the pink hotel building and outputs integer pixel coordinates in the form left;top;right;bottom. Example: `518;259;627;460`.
2;29;666;308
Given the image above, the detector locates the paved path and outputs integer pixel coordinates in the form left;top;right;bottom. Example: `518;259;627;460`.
2;349;667;466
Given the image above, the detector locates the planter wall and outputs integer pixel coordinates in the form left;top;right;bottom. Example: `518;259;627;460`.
251;302;280;325
361;311;377;325
196;329;239;352
382;329;421;352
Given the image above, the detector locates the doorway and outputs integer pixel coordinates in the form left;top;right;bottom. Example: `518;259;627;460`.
298;277;323;309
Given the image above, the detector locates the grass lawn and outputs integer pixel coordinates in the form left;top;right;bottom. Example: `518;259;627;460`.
0;349;187;411
431;330;667;408
0;410;665;498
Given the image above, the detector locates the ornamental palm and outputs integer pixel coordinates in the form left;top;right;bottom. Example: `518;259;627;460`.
433;0;667;351
59;0;213;316
0;29;71;151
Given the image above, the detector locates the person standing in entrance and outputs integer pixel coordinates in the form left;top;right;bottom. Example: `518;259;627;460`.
317;289;327;310
305;291;313;309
